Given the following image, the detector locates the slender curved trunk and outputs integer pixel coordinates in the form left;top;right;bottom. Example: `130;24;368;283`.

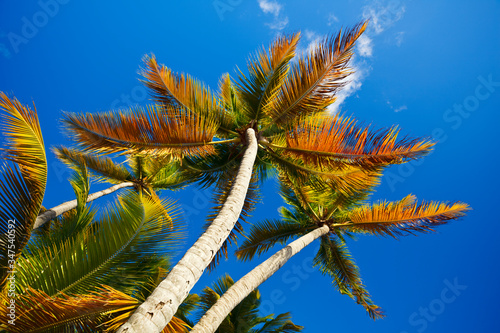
117;128;259;333
191;224;330;333
32;181;135;230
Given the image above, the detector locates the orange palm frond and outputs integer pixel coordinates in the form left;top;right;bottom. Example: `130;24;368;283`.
276;114;434;168
236;32;300;121
0;92;47;287
262;22;367;129
338;198;470;238
63;105;219;158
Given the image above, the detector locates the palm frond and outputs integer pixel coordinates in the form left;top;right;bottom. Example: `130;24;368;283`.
54;146;133;184
338;199;470;238
236;219;313;262
218;73;243;132
0;285;139;333
236;33;300;121
261;22;367;129
253;312;303;333
140;54;229;132
314;236;384;319
0;92;47;287
277;114;434;168
15;191;184;297
63;104;218;157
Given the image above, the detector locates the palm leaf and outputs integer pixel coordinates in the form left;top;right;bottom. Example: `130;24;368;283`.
261;22;367;129
63;104;219;157
253;312;303;333
314;235;384;319
54;146;133;184
338;198;470;238
276;114;434;168
0;92;47;287
236;33;300;122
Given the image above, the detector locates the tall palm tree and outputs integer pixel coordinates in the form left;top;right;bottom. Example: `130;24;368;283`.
195;274;303;333
62;22;435;332
0;93;47;288
33;148;190;229
190;175;469;332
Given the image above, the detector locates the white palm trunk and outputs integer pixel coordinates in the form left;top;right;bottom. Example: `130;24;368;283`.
191;224;330;333
117;128;259;333
32;181;135;229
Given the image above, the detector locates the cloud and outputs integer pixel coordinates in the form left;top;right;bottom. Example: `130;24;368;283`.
258;0;282;16
395;31;405;46
357;34;373;58
327;12;339;26
328;57;370;114
387;100;408;112
258;0;289;31
362;0;406;35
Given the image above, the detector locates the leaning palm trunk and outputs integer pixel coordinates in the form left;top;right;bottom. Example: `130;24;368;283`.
33;181;135;229
117;128;259;333
191;224;330;333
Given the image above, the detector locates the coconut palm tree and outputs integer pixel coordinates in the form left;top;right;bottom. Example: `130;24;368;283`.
190;174;469;332
62;22;435;332
195;274;303;333
33;147;191;230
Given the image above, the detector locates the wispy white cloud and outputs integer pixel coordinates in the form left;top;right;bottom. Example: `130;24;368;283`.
327;12;339;26
258;0;288;31
387;100;408;112
395;31;405;46
362;1;406;35
357;34;373;58
328;57;370;114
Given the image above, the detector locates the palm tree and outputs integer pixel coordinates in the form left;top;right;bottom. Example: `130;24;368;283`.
62;22;435;332
0;92;47;288
0;157;188;332
195;274;302;333
190;175;469;332
33;148;190;229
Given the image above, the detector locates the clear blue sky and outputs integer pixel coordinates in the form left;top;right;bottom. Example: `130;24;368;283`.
1;1;499;332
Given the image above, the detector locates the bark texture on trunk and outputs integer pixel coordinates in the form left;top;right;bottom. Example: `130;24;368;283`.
117;128;258;333
33;181;135;230
191;224;330;333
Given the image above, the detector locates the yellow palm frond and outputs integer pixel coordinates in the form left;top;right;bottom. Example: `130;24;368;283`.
236;32;300;121
63;105;219;158
217;73;241;133
0;92;47;286
278;114;434;168
262;22;367;129
338;199;470;238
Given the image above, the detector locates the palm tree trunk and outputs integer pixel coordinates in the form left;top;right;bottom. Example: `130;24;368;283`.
117;128;259;333
32;181;135;229
191;224;330;333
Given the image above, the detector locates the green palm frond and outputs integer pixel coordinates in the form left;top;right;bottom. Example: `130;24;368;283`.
15;191;184;297
253;312;303;333
54;146;133;184
314;235;384;319
0;92;47;287
236;33;300;122
63;104;219;157
236;218;313;262
217;73;242;133
261;22;367;130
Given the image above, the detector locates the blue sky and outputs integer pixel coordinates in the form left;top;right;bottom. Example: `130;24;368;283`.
1;0;500;332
